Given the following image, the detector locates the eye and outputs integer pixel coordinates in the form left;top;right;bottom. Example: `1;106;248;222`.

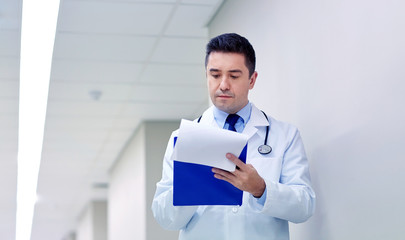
211;74;220;79
230;75;239;79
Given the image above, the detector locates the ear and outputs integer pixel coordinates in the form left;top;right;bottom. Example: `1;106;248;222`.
249;71;258;90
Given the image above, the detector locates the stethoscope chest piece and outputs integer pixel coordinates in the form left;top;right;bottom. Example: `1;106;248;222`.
258;144;272;155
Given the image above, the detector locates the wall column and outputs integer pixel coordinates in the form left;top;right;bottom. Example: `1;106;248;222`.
75;200;107;240
109;121;179;240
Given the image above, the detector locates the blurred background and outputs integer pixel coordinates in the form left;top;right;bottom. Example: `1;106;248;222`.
1;0;404;239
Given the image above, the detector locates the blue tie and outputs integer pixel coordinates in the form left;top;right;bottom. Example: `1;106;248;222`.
225;114;240;132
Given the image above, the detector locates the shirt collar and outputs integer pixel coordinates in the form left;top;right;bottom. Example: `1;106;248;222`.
213;102;252;128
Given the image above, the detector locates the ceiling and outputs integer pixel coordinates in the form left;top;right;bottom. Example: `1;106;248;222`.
0;0;223;239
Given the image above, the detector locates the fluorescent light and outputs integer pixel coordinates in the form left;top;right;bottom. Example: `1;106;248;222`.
17;0;60;240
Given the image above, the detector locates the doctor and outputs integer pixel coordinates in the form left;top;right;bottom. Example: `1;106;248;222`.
152;33;316;240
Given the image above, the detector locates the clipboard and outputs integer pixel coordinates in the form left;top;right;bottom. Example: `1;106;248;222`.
173;136;247;206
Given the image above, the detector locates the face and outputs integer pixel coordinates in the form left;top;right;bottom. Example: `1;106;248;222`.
206;52;257;114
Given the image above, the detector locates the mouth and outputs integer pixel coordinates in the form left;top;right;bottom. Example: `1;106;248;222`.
215;92;234;99
217;95;232;99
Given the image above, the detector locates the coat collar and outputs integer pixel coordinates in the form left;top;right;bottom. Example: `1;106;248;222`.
242;104;269;139
199;104;270;140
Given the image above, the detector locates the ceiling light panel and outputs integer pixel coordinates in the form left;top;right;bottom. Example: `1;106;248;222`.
44;116;127;131
0;163;17;190
97;129;140;160
37;157;95;178
0;115;18;134
128;84;206;103
122;101;206;119
0;120;17;144
53;33;156;62
51;60;143;84
58;1;173;35
46;101;124;116
0;117;17;151
0;162;17;198
164;5;212;37
40;145;100;165
151;37;206;64
48;82;131;101
0;58;19;79
42;128;108;150
0;81;19;98
0;0;22;30
140;64;205;86
0;98;18;114
0;30;20;56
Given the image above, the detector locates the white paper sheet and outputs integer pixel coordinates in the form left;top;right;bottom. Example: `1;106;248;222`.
172;119;249;171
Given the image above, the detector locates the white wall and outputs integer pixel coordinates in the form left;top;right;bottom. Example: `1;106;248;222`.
210;0;405;239
76;205;92;240
109;126;147;240
144;122;180;240
76;201;107;240
109;121;180;240
93;201;107;240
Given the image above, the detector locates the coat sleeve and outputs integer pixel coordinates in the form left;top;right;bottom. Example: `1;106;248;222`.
249;127;316;223
151;131;198;230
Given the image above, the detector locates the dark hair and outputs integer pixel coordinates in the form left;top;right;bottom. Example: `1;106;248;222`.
205;33;256;77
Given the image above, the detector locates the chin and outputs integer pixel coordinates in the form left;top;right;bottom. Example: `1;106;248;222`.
213;100;237;113
216;105;235;114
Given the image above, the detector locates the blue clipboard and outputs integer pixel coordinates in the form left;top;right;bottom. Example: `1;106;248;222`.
173;136;247;206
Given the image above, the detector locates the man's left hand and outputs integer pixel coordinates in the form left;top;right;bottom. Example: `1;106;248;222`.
212;153;266;198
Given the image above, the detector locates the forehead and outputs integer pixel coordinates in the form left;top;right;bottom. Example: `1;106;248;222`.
207;52;247;71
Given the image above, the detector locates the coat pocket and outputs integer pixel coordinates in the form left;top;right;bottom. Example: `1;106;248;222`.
249;157;283;182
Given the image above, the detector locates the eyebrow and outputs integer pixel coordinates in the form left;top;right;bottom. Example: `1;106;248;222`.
209;68;243;74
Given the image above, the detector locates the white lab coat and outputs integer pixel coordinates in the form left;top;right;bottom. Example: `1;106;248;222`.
152;104;316;240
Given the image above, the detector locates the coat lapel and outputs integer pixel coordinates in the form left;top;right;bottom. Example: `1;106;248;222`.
242;104;269;140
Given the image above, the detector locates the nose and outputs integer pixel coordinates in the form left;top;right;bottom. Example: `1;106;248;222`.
219;76;231;91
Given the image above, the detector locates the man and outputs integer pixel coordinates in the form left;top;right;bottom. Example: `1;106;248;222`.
152;33;315;240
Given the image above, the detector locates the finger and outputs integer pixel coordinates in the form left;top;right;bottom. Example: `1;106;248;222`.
226;153;246;170
212;168;235;180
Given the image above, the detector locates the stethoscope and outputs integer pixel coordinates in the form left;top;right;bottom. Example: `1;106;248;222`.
197;111;272;155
